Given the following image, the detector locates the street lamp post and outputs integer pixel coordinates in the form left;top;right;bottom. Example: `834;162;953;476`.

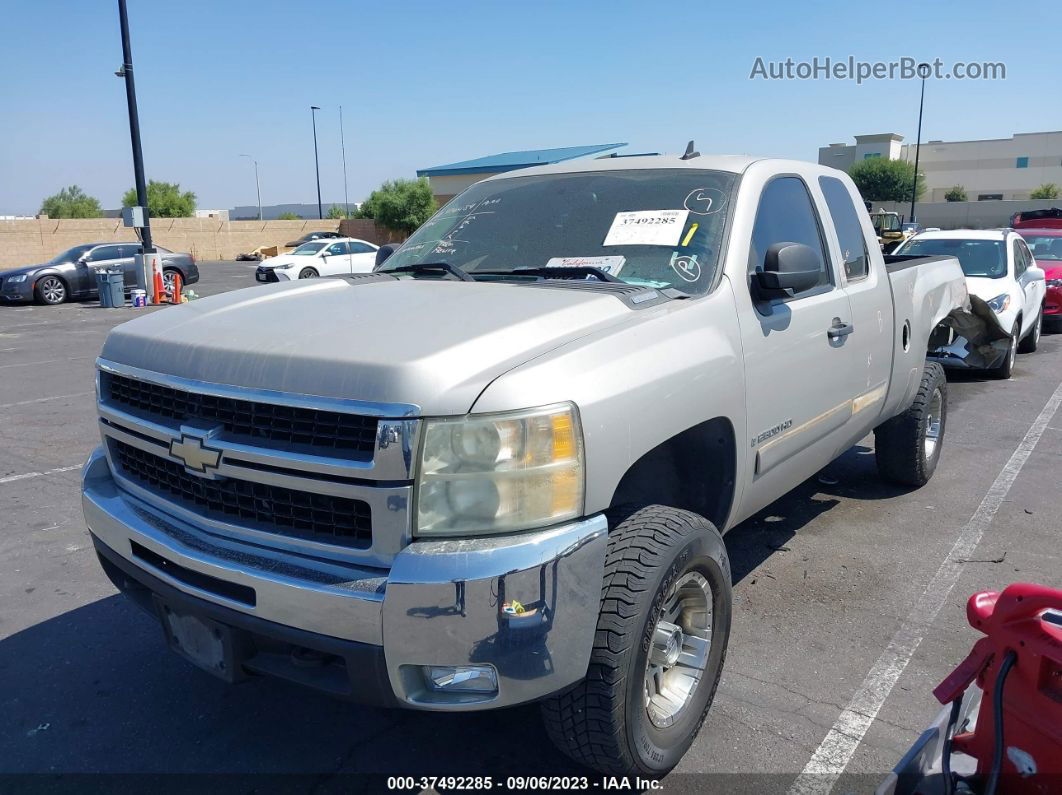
909;62;931;224
339;105;350;218
240;154;262;220
116;0;152;254
310;105;323;220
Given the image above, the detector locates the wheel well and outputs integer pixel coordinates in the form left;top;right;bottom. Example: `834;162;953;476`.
608;417;736;530
34;272;68;293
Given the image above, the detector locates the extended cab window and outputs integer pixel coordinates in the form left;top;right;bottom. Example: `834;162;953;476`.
381;169;738;295
818;176;869;281
748;177;831;293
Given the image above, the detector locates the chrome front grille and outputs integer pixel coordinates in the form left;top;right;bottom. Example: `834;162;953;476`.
96;359;420;566
105;372;379;458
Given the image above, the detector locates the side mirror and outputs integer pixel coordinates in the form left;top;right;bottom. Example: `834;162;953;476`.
375;244;398;267
754;242;822;299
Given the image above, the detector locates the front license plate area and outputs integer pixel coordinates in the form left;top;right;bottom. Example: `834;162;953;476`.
154;596;246;683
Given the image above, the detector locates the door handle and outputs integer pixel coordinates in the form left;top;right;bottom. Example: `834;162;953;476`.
827;318;855;339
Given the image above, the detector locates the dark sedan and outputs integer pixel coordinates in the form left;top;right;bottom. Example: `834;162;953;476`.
284;230;342;248
0;242;199;305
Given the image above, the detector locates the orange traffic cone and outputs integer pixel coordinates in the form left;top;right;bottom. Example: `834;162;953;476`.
152;265;164;305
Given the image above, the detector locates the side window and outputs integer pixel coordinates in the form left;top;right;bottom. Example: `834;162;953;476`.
88;245;122;261
818;176;870;281
1012;240;1026;277
349;242;374;254
749;177;831;295
326;242;349;256
1018;240;1034;270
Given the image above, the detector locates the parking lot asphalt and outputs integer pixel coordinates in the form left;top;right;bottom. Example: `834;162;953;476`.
1;260;1060;791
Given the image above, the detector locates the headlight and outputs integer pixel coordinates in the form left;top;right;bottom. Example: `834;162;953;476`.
276;262;294;269
986;293;1011;313
1047;278;1062;287
6;274;28;283
415;403;584;537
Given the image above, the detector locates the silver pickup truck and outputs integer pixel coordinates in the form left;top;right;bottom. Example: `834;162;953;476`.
82;154;1004;777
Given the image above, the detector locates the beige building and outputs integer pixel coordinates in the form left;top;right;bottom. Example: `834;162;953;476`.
819;131;1062;202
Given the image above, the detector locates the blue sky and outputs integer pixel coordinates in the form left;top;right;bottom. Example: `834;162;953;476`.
1;0;1058;215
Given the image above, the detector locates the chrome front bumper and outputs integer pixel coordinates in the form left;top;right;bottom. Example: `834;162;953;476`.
82;447;608;709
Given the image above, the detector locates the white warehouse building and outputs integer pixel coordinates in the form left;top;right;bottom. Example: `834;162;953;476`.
819;131;1062;203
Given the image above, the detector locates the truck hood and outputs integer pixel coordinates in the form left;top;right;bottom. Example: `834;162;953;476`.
99;277;638;415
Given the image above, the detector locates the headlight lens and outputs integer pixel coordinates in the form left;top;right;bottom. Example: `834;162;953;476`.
7;274;28;283
415;403;584;537
987;293;1011;313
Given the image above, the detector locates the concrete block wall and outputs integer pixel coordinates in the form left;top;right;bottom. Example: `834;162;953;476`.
0;218;402;268
874;198;1060;230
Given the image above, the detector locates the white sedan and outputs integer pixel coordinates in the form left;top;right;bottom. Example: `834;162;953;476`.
894;228;1046;377
256;237;379;282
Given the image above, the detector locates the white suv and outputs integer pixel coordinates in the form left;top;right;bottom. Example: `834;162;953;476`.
894;229;1046;377
256;237;379;282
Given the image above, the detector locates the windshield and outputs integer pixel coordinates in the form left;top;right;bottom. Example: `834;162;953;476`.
381;169;737;294
1021;234;1062;261
48;244;95;264
896;238;1006;278
292;242;326;255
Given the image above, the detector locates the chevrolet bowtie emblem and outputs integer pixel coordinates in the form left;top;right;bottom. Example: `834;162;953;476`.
169;433;222;474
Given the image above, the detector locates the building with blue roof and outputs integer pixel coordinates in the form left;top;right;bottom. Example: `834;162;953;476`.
417;143;626;204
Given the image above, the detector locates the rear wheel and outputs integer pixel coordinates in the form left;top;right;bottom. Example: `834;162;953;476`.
875;362;947;487
298;267;318;279
541;505;732;777
162;268;181;297
34;275;67;305
1018;307;1042;353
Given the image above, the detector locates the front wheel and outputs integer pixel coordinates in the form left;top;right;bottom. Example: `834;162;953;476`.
298;267;318;279
875;361;947;487
35;275;67;305
990;322;1019;379
541;505;732;777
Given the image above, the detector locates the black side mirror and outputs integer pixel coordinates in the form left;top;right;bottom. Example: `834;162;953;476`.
375;244;398;268
754;242;822;299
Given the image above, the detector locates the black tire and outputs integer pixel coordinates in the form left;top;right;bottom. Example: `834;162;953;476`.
34;275;68;305
298;267;318;279
874;362;947;487
990;322;1019;379
541;505;732;777
1018;307;1042;353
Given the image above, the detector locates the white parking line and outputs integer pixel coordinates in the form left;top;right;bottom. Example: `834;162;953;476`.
0;463;83;485
789;376;1062;795
0;391;93;410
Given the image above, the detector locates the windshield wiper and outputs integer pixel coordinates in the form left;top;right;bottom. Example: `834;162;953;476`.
383;262;475;282
475;266;623;283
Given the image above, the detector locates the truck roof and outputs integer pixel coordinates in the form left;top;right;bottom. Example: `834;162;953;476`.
480;153;774;181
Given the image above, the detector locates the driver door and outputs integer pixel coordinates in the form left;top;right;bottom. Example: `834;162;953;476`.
319;241;352;275
84;244;126;293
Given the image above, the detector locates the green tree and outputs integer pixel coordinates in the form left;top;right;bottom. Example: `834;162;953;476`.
121;180;196;217
39;185;102;218
277;212;302;220
326;204;347;219
849;158;924;203
1030;183;1060;200
944;185;968;203
355;177;435;233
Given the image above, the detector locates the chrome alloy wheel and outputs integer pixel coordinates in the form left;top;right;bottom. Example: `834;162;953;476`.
644;571;714;728
38;276;66;304
162;269;178;295
924;388;943;459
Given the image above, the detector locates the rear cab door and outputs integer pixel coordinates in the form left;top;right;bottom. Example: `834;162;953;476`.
731;169;860;515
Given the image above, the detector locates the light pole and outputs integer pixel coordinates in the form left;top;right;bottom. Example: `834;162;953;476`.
339;105;350;217
240;154;262;220
909;62;931;223
116;0;152;254
310;105;323;219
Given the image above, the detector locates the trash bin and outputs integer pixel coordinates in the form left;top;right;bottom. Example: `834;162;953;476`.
96;268;125;308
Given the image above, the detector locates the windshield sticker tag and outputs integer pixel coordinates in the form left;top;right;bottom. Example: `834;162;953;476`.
683;188;728;216
681;223;699;247
669;251;701;282
603;209;689;247
545;256;626;275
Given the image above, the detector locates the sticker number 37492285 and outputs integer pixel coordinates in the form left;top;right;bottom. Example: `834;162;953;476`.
603;209;690;247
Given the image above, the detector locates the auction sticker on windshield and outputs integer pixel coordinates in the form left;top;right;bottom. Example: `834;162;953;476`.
545;256;626;275
603;209;689;247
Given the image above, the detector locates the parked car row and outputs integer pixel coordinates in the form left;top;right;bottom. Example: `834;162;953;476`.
0;242;199;305
892;227;1052;377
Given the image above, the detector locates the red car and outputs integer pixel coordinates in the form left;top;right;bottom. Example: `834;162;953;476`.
1018;228;1062;324
1012;207;1062;229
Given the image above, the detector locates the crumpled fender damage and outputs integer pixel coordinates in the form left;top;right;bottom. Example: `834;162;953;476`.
928;295;1013;369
